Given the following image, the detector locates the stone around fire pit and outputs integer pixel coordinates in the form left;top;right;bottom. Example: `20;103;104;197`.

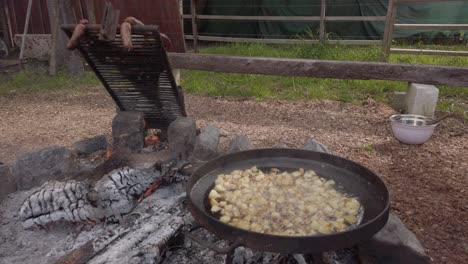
112;111;145;153
0;164;16;201
192;125;221;160
72;135;107;155
12;147;77;190
303;139;330;153
228;134;253;153
358;213;429;264
168;117;197;160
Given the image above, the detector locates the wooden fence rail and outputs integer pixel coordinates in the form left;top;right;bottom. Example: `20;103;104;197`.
183;0;386;51
382;0;468;61
168;53;468;87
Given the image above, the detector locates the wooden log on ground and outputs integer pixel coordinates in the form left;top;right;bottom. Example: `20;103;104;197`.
168;53;468;87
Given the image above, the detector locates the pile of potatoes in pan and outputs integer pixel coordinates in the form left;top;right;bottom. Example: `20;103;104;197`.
209;167;362;236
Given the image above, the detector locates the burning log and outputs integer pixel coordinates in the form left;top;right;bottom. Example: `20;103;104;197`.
18;116;197;228
54;194;185;264
18;162;179;228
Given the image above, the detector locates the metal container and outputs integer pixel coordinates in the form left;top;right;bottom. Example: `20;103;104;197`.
389;114;437;144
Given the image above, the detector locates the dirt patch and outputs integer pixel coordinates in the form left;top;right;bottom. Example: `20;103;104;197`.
0;88;467;263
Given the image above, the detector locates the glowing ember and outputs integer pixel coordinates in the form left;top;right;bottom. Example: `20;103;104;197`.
106;146;113;160
145;135;159;146
137;178;162;203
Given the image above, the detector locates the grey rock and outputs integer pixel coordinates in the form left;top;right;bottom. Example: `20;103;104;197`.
359;213;429;264
112;111;145;153
373;212;425;255
13;147;76;190
271;143;289;148
72;135;107;155
192;125;220;161
168;117;197;159
0;164;16;200
228;135;253;153
303;139;331;154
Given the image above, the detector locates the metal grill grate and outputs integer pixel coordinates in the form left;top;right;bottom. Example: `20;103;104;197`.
62;25;186;129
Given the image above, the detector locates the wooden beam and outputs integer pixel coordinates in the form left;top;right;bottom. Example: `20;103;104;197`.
399;0;464;2
99;2;120;41
325;16;386;21
46;0;59;75
390;48;468;56
181;15;320;21
1;0;13;47
190;0;198;52
184;35;381;45
85;0;96;24
181;14;385;22
381;0;397;61
319;0;326;43
168;53;468;87
19;0;33;66
394;24;468;30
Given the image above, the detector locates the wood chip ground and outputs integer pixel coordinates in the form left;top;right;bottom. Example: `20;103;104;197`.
0;88;466;264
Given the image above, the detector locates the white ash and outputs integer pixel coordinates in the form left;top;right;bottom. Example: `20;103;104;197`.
0;182;186;264
18;164;178;228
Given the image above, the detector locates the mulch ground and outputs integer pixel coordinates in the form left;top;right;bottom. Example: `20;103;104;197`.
0;88;466;264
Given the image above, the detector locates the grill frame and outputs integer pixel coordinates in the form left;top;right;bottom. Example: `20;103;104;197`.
62;24;187;129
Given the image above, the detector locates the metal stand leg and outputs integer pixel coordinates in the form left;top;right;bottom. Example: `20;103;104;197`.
225;247;236;264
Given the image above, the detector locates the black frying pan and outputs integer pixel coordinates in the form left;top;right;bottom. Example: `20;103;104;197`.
186;148;390;254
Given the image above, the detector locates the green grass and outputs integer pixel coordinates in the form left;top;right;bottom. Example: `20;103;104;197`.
1;42;467;114
181;43;468;114
0;67;99;96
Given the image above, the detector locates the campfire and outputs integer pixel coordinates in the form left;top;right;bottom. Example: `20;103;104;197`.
0;111;429;264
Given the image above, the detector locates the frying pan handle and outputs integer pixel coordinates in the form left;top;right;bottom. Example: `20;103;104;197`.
184;225;243;254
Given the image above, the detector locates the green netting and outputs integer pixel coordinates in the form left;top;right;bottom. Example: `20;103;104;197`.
186;0;468;40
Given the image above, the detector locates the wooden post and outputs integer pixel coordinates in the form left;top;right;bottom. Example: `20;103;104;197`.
99;2;120;41
47;0;60;75
85;0;96;24
319;0;326;43
381;0;397;62
57;0;84;75
19;0;33;67
190;0;198;52
2;0;13;48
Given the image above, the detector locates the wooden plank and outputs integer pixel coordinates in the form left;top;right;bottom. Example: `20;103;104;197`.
8;0;18;35
180;15;386;22
399;0;464;2
394;24;468;30
190;0;198;52
184;35;381;45
325;16;386;22
1;0;13;47
390;48;468;56
19;0;33;65
85;0;96;24
46;0;59;75
168;53;468;87
319;0;326;43
381;0;397;61
158;0;187;52
99;2;120;41
181;14;320;21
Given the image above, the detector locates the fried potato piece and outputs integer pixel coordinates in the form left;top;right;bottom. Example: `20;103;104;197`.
210;167;362;236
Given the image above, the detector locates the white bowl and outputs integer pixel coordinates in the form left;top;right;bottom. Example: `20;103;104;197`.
389;115;437;144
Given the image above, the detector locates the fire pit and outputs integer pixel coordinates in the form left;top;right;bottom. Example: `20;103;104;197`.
0;112;431;264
